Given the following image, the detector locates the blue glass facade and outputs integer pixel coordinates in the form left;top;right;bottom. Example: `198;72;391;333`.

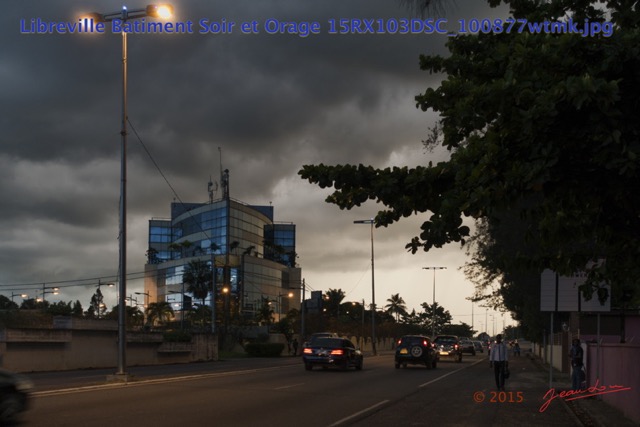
144;198;301;322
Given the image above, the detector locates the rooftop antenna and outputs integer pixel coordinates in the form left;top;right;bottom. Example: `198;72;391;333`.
219;147;229;200
208;175;218;203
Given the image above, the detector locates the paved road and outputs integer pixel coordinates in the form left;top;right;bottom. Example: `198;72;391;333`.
21;352;637;426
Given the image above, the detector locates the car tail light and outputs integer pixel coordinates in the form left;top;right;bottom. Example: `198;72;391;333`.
454;344;459;350
422;340;428;347
303;348;313;354
330;349;344;356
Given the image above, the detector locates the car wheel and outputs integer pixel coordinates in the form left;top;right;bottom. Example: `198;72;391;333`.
305;363;312;371
402;363;407;369
395;362;400;369
356;359;363;371
0;393;21;424
472;350;476;356
410;345;423;358
432;360;437;369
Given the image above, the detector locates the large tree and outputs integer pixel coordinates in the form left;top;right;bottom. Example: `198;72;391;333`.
300;0;640;332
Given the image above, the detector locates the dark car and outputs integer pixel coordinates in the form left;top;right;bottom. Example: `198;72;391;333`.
472;340;484;354
394;335;438;369
433;335;463;362
459;338;476;356
0;369;32;423
304;332;338;347
302;337;363;371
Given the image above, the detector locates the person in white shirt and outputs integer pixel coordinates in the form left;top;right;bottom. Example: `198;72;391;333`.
489;334;509;391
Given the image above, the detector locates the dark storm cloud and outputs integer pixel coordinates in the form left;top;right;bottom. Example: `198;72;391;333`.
1;0;506;310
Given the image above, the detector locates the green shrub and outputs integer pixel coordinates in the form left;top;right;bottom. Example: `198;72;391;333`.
244;342;285;357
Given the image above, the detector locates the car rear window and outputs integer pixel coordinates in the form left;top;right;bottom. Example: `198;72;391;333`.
401;336;428;345
312;338;342;348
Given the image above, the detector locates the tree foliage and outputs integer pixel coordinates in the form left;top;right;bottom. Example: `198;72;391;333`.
385;293;408;322
300;0;640;335
183;260;212;306
145;301;174;327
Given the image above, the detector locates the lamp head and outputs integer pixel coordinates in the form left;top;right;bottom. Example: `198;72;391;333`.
146;4;173;19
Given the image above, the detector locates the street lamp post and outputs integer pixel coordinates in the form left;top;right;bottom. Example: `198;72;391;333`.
135;291;151;325
423;266;446;337
87;4;173;379
277;292;293;321
354;219;377;356
11;293;28;303
40;284;60;303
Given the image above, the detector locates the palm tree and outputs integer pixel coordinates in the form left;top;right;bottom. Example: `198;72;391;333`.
146;301;175;327
385;293;408;322
255;297;274;326
324;288;346;318
183;260;212;307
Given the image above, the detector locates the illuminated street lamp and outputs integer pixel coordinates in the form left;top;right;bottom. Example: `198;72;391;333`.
86;4;173;378
277;292;294;319
39;286;60;303
354;218;377;356
11;293;28;303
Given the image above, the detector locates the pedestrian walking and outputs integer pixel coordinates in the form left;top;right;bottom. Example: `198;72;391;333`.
489;334;509;391
292;338;299;356
569;338;584;391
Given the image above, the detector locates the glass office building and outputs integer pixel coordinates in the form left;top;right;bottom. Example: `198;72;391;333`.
144;196;301;324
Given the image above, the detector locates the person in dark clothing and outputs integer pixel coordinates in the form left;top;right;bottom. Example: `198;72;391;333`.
489;334;509;391
569;338;584;391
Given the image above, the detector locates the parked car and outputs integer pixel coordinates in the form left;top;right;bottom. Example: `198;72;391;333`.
0;369;32;424
302;337;363;371
394;335;438;369
459;339;476;356
472;340;484;353
433;335;463;362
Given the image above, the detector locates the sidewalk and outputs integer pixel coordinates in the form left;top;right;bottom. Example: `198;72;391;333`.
526;354;637;427
350;352;637;427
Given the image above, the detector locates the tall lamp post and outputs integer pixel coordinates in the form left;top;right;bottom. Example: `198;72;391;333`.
423;266;446;337
86;4;173;379
40;285;60;303
354;218;377;356
11;293;28;303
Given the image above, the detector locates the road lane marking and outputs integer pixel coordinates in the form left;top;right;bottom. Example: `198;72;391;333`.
419;358;486;388
328;400;390;427
32;365;298;397
274;383;305;390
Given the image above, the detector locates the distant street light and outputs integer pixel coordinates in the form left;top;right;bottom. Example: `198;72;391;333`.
423;266;446;337
40;285;60;303
11;293;28;303
86;4;173;379
354;218;377;356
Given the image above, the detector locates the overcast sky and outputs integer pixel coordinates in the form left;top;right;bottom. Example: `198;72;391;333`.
2;0;513;334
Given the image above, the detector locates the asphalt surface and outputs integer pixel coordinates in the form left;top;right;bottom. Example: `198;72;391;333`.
25;352;637;427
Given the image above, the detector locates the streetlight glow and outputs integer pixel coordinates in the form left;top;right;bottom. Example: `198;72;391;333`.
147;4;174;19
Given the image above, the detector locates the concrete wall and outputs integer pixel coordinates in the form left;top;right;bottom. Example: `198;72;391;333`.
0;326;218;373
